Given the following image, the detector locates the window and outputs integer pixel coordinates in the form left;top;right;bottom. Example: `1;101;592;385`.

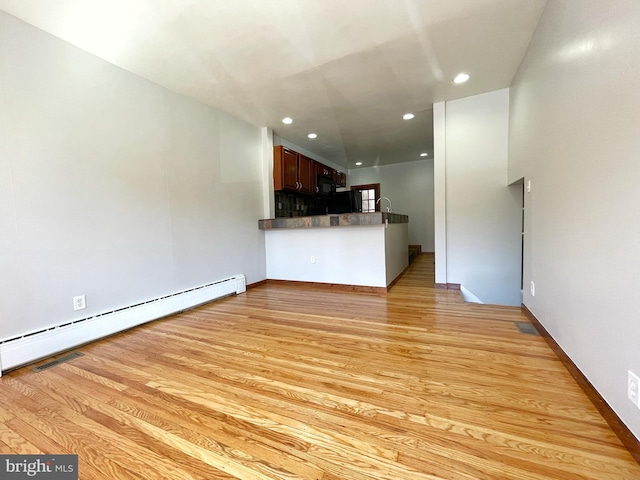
351;183;380;213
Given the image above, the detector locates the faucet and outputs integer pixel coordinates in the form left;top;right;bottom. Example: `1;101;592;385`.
376;197;392;212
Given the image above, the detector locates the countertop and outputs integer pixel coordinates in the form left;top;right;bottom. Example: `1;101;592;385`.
258;212;409;230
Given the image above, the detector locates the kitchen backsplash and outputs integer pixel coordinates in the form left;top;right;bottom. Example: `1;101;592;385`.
275;191;327;218
275;191;308;217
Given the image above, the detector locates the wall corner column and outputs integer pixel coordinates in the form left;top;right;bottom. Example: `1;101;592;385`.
433;101;448;285
261;127;274;219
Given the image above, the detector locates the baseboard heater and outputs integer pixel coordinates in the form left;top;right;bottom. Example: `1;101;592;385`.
0;274;246;376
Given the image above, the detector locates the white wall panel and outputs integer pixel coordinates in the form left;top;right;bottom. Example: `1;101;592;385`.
265;226;387;287
445;89;522;306
0;12;266;341
348;160;434;252
508;0;640;440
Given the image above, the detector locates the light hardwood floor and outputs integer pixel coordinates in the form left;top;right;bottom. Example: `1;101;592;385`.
1;254;638;479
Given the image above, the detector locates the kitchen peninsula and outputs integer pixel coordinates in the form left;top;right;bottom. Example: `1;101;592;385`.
259;212;409;292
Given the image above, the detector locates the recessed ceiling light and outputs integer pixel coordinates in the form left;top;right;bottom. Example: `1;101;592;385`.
420;153;428;157
307;133;317;139
402;113;415;120
282;117;293;124
453;73;470;84
355;162;363;166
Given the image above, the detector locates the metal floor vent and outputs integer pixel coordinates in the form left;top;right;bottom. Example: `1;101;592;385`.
515;322;540;335
32;351;84;372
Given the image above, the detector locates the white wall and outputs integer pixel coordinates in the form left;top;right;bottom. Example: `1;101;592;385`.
0;12;266;341
261;127;275;218
265;223;407;288
384;223;409;286
265;226;387;287
433;102;448;284
441;89;522;306
348;160;434;252
509;0;640;440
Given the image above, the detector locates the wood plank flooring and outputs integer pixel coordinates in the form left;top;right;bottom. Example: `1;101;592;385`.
1;254;639;479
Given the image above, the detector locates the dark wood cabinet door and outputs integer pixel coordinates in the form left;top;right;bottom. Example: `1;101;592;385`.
282;148;299;190
310;160;320;194
318;164;332;178
298;155;313;193
332;170;346;187
274;145;299;191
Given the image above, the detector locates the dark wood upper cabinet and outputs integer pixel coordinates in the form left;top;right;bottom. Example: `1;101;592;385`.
317;163;332;178
276;146;298;191
274;146;311;193
274;145;345;194
297;154;313;194
333;170;347;187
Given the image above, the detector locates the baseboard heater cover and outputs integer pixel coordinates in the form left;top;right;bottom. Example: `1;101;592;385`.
0;275;246;376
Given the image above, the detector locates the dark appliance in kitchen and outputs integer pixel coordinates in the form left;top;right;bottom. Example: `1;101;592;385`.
328;190;362;214
316;174;336;197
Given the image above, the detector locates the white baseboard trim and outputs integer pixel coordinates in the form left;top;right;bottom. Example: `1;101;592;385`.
460;285;484;304
0;275;246;376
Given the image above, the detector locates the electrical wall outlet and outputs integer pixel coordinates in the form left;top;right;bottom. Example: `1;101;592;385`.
530;281;535;296
73;295;86;311
628;370;640;408
310;255;316;264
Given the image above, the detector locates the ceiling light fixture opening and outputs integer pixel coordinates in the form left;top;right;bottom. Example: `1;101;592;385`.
307;133;317;139
281;117;293;124
402;113;415;120
355;162;363;166
453;73;470;84
420;153;428;157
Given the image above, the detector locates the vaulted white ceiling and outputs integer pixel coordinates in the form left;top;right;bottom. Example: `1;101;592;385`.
0;0;547;168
